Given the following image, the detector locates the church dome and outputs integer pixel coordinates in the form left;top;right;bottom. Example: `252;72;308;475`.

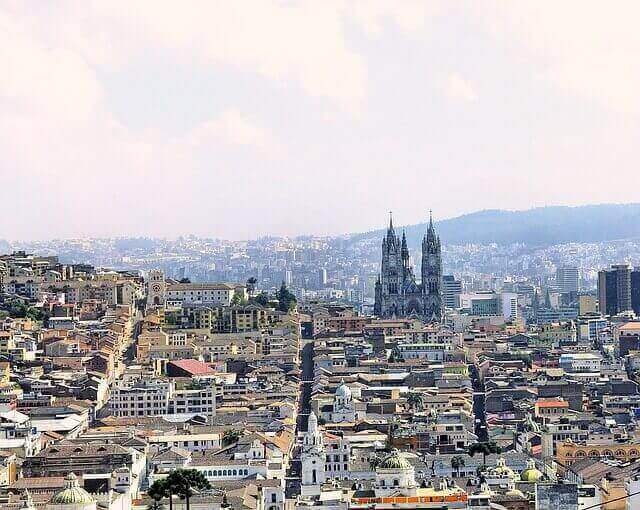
521;458;544;482
378;450;412;471
488;458;517;479
335;382;352;400
50;473;95;506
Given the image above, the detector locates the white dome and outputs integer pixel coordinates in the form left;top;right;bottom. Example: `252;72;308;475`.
335;382;352;399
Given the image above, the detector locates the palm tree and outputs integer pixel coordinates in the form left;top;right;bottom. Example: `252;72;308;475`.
388;349;403;363
222;429;242;447
451;455;465;478
406;392;425;412
468;441;501;470
165;469;211;510
369;455;381;471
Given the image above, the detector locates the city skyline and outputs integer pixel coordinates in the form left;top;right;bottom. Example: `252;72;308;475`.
5;202;640;247
4;2;640;240
6;4;640;509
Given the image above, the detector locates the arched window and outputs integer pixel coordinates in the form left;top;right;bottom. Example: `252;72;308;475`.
575;451;586;458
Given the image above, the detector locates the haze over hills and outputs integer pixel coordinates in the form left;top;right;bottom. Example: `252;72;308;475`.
4;204;640;250
351;204;640;247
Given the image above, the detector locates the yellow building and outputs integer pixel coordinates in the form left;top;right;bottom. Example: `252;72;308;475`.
0;362;10;387
579;295;598;315
557;440;640;466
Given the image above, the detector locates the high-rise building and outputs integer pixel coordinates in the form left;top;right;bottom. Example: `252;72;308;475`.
442;274;462;308
318;268;327;288
501;292;519;321
597;264;640;316
374;213;443;322
556;266;579;294
633;270;640;316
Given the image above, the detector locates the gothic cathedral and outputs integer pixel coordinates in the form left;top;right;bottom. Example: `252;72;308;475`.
374;213;443;322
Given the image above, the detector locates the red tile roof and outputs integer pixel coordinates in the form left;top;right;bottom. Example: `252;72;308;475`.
169;359;215;376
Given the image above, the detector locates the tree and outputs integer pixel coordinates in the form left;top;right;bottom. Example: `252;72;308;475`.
369;455;381;471
468;441;501;470
451;456;465;478
246;277;257;294
406;392;425;412
388;349;403;363
148;479;171;510
179;278;191;284
276;282;297;312
231;292;247;306
222;429;242;447
251;292;270;307
164;469;211;510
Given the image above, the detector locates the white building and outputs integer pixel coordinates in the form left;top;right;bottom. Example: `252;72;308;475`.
165;283;247;306
110;378;215;418
147;432;222;453
501;292;519;321
328;382;365;424
301;412;326;497
558;353;602;374
557;266;579;294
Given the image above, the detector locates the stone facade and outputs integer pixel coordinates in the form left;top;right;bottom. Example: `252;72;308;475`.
374;214;443;322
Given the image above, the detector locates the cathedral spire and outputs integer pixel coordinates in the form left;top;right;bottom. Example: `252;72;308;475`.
389;211;394;231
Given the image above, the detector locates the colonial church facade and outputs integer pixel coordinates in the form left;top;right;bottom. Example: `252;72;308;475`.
374;214;443;322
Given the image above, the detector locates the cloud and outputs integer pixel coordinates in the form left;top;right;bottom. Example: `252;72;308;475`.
442;73;478;103
477;1;640;114
3;1;640;241
6;1;370;115
185;110;284;158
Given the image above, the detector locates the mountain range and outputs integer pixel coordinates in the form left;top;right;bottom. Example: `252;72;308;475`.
349;204;640;247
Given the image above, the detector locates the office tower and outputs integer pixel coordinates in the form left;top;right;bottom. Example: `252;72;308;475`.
598;264;635;316
318;268;327;287
632;269;640;316
501;292;519;321
442;274;462;308
556;266;579;293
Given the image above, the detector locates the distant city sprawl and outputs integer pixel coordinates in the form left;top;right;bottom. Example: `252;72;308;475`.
2;216;640;510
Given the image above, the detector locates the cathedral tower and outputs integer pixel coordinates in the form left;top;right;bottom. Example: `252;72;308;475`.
421;212;443;322
374;212;443;322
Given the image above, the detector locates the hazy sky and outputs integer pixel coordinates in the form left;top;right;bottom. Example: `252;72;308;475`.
3;1;640;241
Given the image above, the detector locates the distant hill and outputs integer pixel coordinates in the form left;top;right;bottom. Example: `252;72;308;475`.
351;204;640;247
